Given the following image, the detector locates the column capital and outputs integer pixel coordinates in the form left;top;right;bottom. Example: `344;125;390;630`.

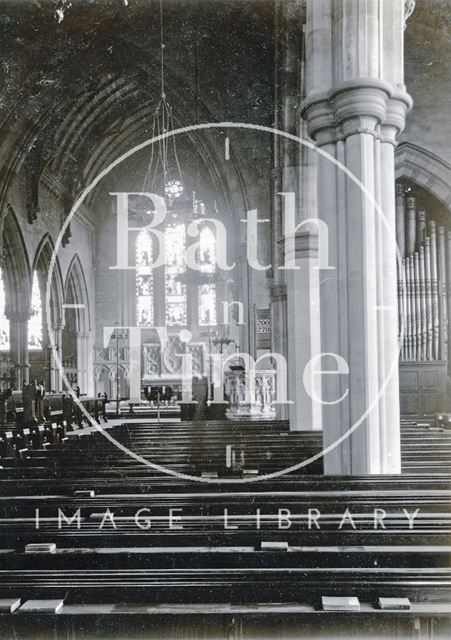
381;92;414;145
284;231;319;266
302;81;412;145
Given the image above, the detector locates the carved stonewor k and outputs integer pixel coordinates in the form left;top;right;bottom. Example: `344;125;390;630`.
225;369;276;418
143;345;160;376
164;337;184;375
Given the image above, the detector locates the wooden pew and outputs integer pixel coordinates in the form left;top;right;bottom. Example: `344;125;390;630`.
1;416;451;635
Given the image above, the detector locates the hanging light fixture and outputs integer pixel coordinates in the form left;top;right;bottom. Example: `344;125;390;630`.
143;0;184;202
165;179;184;199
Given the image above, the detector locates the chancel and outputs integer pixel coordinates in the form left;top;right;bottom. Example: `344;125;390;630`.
0;0;451;638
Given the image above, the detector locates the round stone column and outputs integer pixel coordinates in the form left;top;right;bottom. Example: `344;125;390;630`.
7;311;31;389
301;0;412;474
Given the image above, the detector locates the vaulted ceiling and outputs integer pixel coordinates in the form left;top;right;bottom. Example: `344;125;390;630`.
0;0;276;222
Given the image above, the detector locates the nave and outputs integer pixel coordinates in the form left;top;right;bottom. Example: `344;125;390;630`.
0;415;450;639
0;0;450;638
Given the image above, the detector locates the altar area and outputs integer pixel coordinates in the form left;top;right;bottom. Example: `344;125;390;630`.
94;335;277;420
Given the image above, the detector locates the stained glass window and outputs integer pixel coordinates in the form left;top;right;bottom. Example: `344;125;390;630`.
0;267;10;351
198;225;217;326
28;271;43;349
165;223;187;325
136;221;212;328
136;230;154;326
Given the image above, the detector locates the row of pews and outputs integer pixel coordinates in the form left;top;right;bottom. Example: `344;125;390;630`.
0;395;106;460
0;416;450;638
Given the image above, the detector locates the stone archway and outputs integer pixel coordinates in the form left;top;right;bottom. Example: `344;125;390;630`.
395;143;451;210
31;234;65;390
1;206;31;388
63;255;93;396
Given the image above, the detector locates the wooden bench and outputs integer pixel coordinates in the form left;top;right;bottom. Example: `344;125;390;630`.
1;416;451;636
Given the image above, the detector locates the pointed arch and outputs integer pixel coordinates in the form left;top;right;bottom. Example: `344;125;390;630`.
32;233;64;329
94;364;110;382
1;205;31;318
64;254;91;333
395;143;451;211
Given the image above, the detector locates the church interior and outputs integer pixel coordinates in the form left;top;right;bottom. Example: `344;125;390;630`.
0;0;451;638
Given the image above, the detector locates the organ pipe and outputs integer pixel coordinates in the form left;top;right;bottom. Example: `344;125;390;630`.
397;187;450;363
406;257;413;360
398;259;405;359
415;211;426;244
396;184;406;258
418;247;425;361
412;251;424;360
405;257;412;361
417;210;427;244
406;197;416;257
425;237;433;360
447;231;451;362
438;226;448;360
429;222;439;360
